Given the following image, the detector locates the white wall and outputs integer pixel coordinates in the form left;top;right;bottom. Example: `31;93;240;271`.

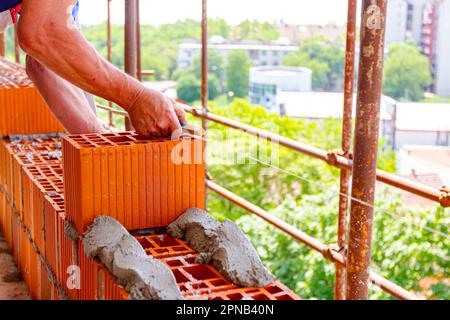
249;67;312;92
385;0;408;47
395;131;450;149
410;0;429;43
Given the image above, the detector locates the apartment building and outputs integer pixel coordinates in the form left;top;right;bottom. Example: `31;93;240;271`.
385;0;450;96
178;37;297;70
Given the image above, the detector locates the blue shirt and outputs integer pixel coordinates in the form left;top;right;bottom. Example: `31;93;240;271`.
0;0;79;20
0;0;22;12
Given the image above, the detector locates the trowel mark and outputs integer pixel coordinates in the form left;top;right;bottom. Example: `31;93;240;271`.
82;216;183;300
168;208;275;288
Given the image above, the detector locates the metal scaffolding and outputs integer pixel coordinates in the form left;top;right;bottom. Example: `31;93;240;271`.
4;0;447;300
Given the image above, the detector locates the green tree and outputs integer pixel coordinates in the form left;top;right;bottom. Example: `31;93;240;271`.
226;51;251;98
232;20;280;41
206;99;448;300
383;43;432;101
283;37;345;91
283;51;330;89
192;50;224;82
176;73;221;103
209;18;230;38
177;74;201;103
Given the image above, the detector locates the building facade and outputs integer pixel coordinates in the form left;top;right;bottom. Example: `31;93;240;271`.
178;39;298;70
384;0;450;96
248;66;312;112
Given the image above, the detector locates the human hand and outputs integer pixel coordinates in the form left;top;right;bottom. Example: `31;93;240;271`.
128;88;187;137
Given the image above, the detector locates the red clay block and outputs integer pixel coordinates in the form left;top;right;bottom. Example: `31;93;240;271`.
44;193;65;278
63;132;206;234
136;234;300;301
40;259;53;300
0;58;65;136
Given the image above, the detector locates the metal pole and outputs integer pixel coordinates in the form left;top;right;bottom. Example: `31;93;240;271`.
207;180;420;300
201;0;209;203
107;0;112;62
107;0;114;127
0;33;5;57
124;0;138;130
346;0;388;300
335;0;357;300
201;0;209;114
14;25;20;63
136;0;142;81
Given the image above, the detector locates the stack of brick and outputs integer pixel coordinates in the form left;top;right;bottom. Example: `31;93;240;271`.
0;130;299;300
0;58;64;135
62;132;206;233
0;136;65;299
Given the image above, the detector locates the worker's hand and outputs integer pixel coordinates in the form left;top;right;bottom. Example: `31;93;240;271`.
128;88;187;137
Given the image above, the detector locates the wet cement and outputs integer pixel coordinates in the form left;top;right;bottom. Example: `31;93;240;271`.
82;216;183;300
167;209;274;287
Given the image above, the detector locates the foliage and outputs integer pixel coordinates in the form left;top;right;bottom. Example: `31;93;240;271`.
207;99;395;221
82;20;202;80
383;43;432;101
192;50;225;82
176;74;201;103
176;73;221;103
80;19;279;82
235;189;449;300
283;37;345;91
422;95;450;103
205;99;447;300
231;20;280;41
226;51;251;98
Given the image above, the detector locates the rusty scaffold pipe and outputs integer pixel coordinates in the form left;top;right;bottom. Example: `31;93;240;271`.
14;25;20;63
335;0;357;301
106;0;115;127
346;0;388;300
201;0;209;119
136;0;142;82
0;33;5;57
201;0;209;204
207;180;420;300
107;0;112;62
124;0;138;130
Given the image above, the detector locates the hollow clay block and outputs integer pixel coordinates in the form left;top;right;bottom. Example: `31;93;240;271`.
82;216;183;300
167;209;275;287
113;252;183;300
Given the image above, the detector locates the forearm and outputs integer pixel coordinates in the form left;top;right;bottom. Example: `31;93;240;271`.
26;55;107;134
19;0;142;111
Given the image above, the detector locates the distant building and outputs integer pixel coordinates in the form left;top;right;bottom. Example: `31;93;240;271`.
277;23;346;44
279;91;450;150
249;66;312;112
281;92;397;148
393;102;450;148
385;0;409;46
398;145;450;188
177;38;297;70
384;0;450;96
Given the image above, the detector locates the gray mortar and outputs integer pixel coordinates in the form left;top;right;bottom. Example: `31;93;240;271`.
64;220;80;241
168;209;275;287
82;216;183;300
167;208;220;253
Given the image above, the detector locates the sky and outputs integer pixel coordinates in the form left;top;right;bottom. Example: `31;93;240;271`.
78;0;351;26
